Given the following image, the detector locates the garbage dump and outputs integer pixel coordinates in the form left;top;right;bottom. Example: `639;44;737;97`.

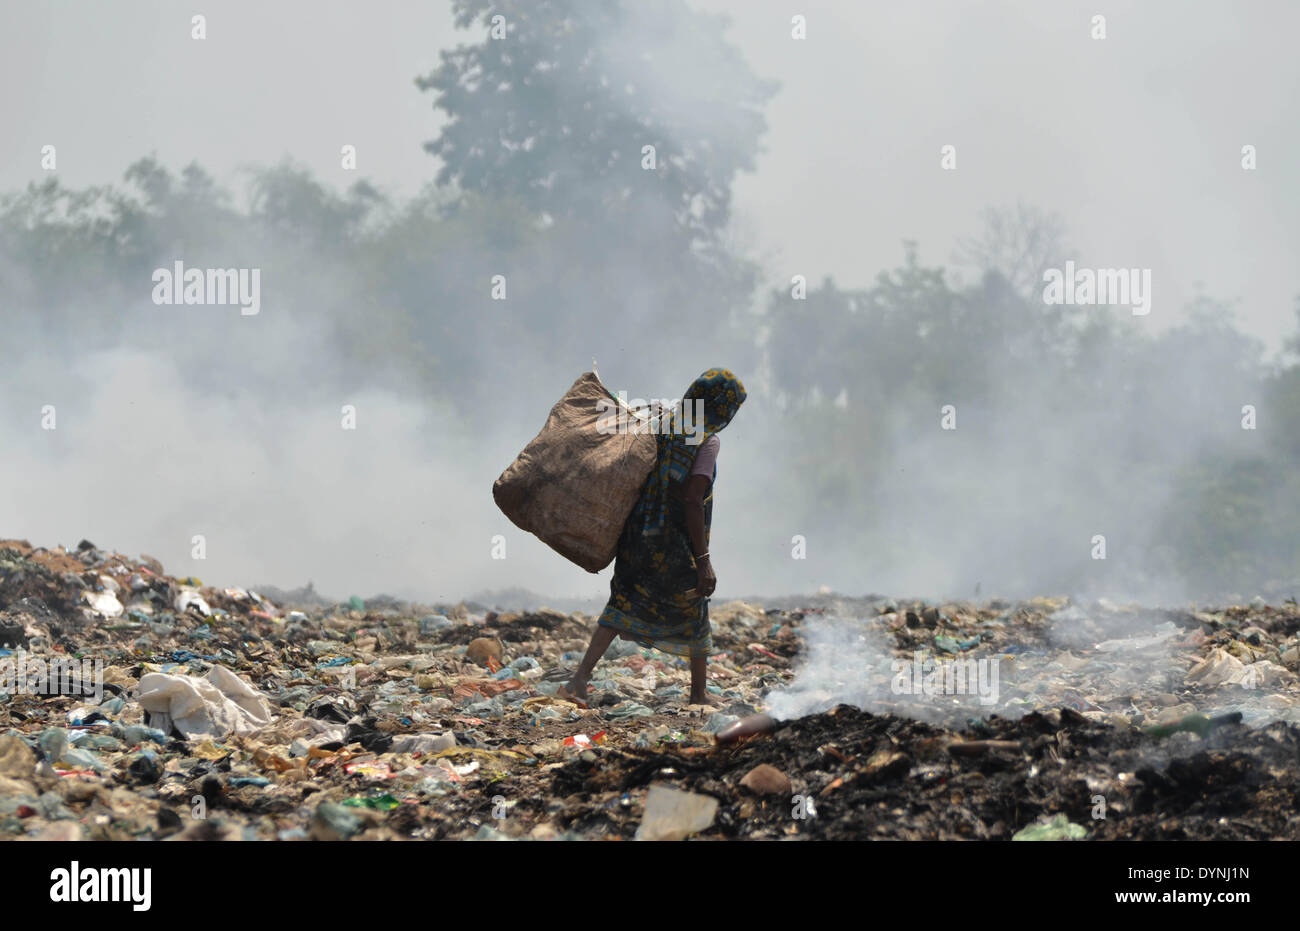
3;537;1300;840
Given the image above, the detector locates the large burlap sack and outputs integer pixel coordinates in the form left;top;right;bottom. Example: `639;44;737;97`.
493;372;658;572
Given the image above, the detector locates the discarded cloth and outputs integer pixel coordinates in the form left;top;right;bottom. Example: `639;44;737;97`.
136;664;273;738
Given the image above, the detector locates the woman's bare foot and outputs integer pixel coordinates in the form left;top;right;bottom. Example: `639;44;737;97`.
558;680;589;707
689;692;724;708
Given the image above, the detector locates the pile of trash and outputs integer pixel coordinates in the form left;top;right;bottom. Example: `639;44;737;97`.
2;537;1299;840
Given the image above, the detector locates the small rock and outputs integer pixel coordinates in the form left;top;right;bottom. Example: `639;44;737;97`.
0;736;35;780
466;638;503;667
739;763;791;795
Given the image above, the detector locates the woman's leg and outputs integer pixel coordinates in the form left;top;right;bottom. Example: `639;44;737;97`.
565;624;617;699
689;653;720;706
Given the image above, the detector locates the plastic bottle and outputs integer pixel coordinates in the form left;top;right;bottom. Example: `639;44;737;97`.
714;712;775;745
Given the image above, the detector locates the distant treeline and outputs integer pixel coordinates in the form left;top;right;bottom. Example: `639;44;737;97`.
4;0;1297;600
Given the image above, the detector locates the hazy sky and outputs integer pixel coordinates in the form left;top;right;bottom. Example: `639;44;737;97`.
3;0;1297;347
3;1;1298;605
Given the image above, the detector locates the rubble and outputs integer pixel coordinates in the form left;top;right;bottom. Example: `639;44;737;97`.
2;537;1300;840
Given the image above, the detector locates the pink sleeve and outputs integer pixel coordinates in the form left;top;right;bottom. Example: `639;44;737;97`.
690;434;720;479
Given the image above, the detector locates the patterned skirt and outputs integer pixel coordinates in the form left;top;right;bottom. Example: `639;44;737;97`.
596;488;712;659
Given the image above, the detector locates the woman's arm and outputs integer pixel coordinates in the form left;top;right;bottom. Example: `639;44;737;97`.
682;473;715;596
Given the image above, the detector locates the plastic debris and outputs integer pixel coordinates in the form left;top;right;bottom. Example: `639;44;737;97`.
1012;814;1088;841
635;784;719;841
3;536;1300;840
136;665;273;738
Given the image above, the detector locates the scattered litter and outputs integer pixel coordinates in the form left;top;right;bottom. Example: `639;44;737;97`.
1013;814;1088;841
3;537;1300;839
635;784;719;841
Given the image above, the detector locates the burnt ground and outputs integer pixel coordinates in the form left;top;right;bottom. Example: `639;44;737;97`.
520;706;1300;840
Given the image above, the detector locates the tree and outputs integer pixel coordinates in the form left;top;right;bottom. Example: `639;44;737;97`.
414;0;773;408
955;203;1068;301
418;0;775;258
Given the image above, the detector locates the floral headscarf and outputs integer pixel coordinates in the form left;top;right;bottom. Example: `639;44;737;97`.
641;368;747;535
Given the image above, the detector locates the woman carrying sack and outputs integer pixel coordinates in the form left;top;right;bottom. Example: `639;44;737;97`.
561;368;747;707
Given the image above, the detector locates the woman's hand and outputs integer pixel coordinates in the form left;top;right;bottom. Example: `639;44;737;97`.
696;555;717;598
